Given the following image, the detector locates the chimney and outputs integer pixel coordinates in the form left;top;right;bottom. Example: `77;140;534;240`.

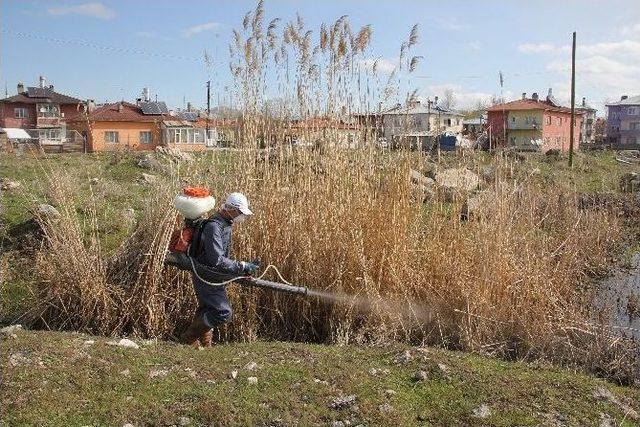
187;102;192;112
548;88;553;96
39;75;46;89
522;92;527;100
86;99;96;112
621;95;628;101
582;97;586;107
118;103;123;112
532;92;539;101
49;84;54;91
434;96;439;105
142;87;150;102
136;98;142;106
17;81;24;94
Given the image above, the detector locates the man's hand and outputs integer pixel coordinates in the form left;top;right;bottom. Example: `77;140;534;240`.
241;260;260;275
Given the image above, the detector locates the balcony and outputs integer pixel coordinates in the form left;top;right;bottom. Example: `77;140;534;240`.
507;121;540;130
37;116;61;128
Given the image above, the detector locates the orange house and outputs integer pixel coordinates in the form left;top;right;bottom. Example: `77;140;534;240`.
67;101;166;152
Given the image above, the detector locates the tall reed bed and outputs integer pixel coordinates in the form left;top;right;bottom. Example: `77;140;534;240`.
31;2;638;382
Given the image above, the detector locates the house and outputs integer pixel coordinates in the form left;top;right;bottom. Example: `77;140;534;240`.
576;97;597;145
162;113;239;151
382;99;463;148
462;115;486;136
285;117;360;148
67;101;168;152
0;76;85;150
486;91;583;152
606;95;640;147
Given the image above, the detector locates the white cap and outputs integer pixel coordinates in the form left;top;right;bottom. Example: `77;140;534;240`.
224;192;253;215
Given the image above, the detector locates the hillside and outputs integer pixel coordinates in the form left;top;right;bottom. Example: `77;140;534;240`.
2;328;639;426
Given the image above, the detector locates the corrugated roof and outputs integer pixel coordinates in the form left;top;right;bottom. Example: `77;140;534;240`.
606;95;640;106
0;87;83;105
383;103;463;116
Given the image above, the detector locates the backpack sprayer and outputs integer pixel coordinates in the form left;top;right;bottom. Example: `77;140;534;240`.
164;188;308;296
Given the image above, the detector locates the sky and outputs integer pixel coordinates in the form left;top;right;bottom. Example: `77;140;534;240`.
1;0;639;116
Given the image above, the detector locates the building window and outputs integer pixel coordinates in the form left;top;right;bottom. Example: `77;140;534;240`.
14;107;28;118
139;131;152;144
626;136;637;144
38;129;61;141
510;136;516;144
104;131;119;143
628;107;638;115
557;117;562;126
37;104;60;118
630;122;640;130
546;116;551;125
511;116;516;123
170;128;201;144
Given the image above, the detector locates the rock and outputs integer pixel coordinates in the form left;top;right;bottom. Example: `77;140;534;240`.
545;148;561;157
620;172;640;193
89;177;99;185
461;192;488;220
413;370;429;382
149;368;170;379
331;422;345;427
137;153;164;171
120;369;130;377
122;424;135;427
329;395;357;410
0;324;23;335
247;376;258;384
244;361;259;371
593;386;615;401
384;389;397;397
140;173;158;185
36;204;61;219
156;146;194;162
314;378;329;385
368;367;390;376
0;179;20;191
599;413;615;427
472;404;491;419
8;352;30;367
178;416;192;426
410;169;435;187
393;349;413;364
107;338;139;349
435;168;480;193
82;340;95;346
378;403;393;413
229;370;238;379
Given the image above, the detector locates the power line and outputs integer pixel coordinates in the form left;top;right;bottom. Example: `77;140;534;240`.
3;29;225;64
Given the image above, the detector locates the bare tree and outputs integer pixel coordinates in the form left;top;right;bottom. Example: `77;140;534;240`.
441;88;457;110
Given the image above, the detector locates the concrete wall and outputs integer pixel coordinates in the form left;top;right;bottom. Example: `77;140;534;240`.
0;102;37;128
79;121;162;152
541;111;582;152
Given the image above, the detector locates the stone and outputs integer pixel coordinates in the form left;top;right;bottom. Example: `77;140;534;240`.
331;422;345;427
229;370;238;379
413;370;429;382
137;153;164;171
122;424;135;427
178;416;192;426
593;386;615;401
393;349;413;364
120;369;131;377
472;404;491;418
0;324;23;335
410;169;435;187
36;204;61;219
435;168;480;193
89;177;99;185
329;395;357;410
368;367;390;376
107;338;139;349
140;173;158;184
83;340;95;346
149;368;170;379
384;389;397;397
156;146;194;162
599;413;615;427
0;179;20;191
314;378;329;385
481;165;496;182
247;376;258;384
244;361;259;371
378;403;393;413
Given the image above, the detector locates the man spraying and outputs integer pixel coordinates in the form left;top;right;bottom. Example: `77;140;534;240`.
181;192;260;348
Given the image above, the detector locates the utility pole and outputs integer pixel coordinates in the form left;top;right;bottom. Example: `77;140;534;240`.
206;80;211;142
568;31;576;167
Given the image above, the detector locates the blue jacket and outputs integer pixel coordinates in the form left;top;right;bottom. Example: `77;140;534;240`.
195;213;244;275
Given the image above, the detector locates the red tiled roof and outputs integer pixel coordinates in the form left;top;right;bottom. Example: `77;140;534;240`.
291;117;357;130
0;88;83;105
487;99;581;114
71;102;166;122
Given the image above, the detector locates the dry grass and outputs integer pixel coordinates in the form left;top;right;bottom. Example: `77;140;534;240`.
27;2;639;384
